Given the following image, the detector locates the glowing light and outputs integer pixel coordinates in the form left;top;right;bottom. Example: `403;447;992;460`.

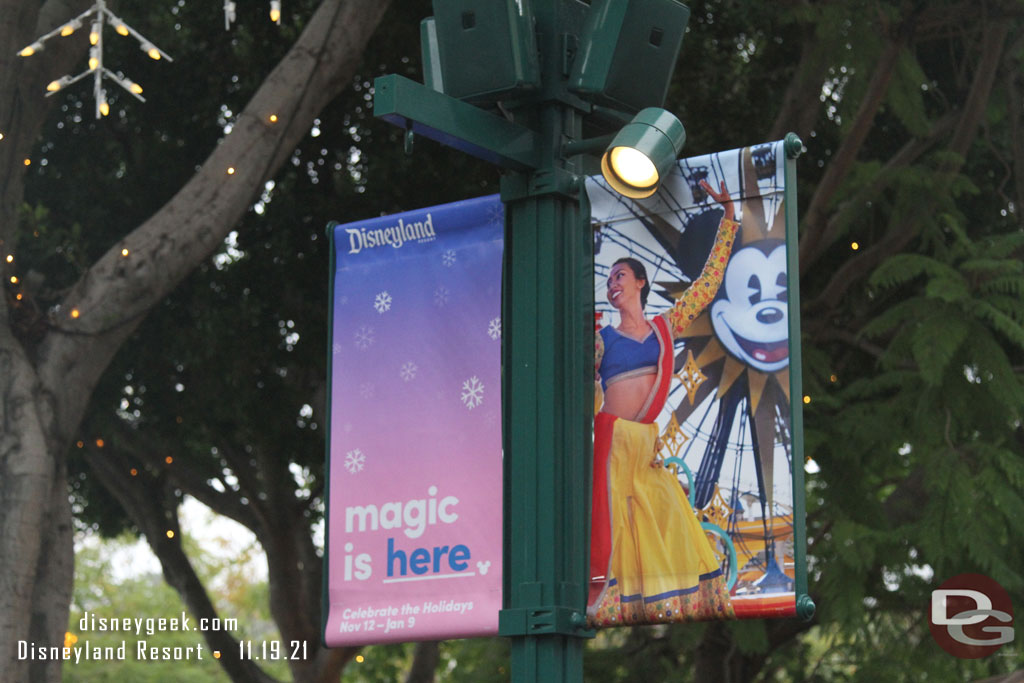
227;167;236;175
608;147;658;189
830;374;838;383
18;43;41;57
166;530;175;539
95;438;105;448
851;242;860;251
0;133;4;141
115;24;129;36
47;80;63;92
270;1;282;23
147;48;161;60
76;441;84;448
165;456;173;465
355;655;365;663
5;255;12;263
64;632;78;648
9;276;18;284
70;308;81;318
803;395;811;404
121;248;130;256
269;114;278;123
130;468;138;476
129;82;143;95
23;159;30;166
99;101;110;117
60;23;78;37
90;23;101;45
15;293;23;301
89;56;99;70
213;651;221;659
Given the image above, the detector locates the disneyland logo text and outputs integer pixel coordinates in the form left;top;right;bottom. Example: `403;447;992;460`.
346;213;437;254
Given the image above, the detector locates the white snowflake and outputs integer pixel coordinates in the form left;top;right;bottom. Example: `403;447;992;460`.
344;448;365;474
359;382;375;399
487;317;501;340
460;376;485;410
433;286;450;308
332;342;342;355
353;325;375;350
488;203;504;226
400;361;418;382
373;291;392;314
442;250;457;267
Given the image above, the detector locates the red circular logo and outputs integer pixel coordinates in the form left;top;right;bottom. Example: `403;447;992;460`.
929;573;1015;658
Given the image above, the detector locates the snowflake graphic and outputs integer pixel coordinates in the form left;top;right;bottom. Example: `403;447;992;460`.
359;382;375;399
344;448;365;474
400;361;418;382
332;342;342;355
353;325;375;350
373;291;392;314
460;376;485;410
487;317;501;341
442;250;457;267
433;286;450;308
488;203;505;226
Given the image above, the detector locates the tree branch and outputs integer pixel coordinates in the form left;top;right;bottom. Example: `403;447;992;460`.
86;448;280;683
807;19;1011;312
34;0;393;446
799;33;906;271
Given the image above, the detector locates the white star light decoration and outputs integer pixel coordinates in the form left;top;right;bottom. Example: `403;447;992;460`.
16;0;172;119
225;1;282;30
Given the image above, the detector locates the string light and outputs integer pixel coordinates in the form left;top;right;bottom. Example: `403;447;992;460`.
224;1;283;29
5;255;12;263
70;308;81;318
803;395;811;404
23;159;31;166
165;456;173;465
166;530;175;539
9;276;17;284
121;248;130;256
850;241;860;251
15;293;22;301
268;114;278;123
130;468;138;476
16;0;173;119
95;438;105;447
355;655;365;663
227;166;236;175
76;441;84;448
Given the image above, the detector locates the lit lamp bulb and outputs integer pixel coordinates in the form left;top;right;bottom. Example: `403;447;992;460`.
60;20;81;37
18;42;42;57
129;81;143;95
90;23;101;45
46;78;65;92
600;108;686;200
141;42;161;60
115;23;129;37
89;47;100;71
99;92;110;117
270;0;281;24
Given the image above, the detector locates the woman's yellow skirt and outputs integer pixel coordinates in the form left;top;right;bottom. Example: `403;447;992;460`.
588;417;734;626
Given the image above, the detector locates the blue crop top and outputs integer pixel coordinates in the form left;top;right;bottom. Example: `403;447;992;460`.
598;325;660;390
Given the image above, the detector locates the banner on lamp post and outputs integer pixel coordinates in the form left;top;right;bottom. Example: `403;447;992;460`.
323;195;505;646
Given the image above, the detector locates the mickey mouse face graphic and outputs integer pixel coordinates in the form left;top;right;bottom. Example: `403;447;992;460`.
710;241;789;372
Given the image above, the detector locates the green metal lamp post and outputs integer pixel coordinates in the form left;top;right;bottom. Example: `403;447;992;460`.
374;1;693;679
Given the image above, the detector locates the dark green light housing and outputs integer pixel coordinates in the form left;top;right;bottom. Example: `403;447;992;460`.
600;108;685;199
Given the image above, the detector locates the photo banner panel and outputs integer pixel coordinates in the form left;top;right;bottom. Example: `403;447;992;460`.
324;196;504;646
588;140;802;626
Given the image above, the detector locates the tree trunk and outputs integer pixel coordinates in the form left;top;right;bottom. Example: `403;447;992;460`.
0;1;392;680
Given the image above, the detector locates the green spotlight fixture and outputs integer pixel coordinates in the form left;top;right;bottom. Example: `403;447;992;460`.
600;107;685;199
